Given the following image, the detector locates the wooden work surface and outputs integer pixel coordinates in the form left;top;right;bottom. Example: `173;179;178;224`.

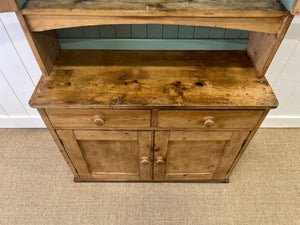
30;50;278;109
22;0;288;17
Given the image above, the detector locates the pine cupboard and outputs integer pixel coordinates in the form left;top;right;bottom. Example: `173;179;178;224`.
2;0;299;182
29;50;277;182
56;127;250;182
57;130;153;181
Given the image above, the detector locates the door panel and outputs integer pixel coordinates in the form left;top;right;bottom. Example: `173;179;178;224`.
78;140;139;174
167;141;226;174
57;130;152;181
154;130;249;181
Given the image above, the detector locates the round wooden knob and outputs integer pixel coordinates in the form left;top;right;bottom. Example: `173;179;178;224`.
141;156;150;165
203;116;214;127
94;115;105;125
155;156;164;165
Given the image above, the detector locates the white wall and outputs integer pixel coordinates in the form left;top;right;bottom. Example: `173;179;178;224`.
0;12;299;128
262;16;300;127
0;13;44;128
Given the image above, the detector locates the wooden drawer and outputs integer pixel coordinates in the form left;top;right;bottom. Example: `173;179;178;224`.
47;109;151;129
157;110;263;129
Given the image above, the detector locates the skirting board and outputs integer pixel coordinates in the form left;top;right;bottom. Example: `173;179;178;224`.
0;116;45;128
0;116;300;128
261;116;300;128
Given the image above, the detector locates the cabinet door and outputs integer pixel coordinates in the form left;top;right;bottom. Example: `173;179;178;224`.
154;130;249;181
57;130;152;181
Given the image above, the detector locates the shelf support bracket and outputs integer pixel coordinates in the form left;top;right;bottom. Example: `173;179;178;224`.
246;14;294;78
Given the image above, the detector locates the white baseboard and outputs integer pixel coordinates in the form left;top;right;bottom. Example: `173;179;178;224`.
0;116;299;128
0;116;45;128
261;116;300;128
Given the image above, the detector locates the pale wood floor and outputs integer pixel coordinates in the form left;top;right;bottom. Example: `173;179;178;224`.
0;129;299;225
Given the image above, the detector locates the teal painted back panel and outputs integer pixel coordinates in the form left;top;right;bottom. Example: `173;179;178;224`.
57;25;250;40
17;0;27;8
59;39;248;50
281;0;295;10
57;25;249;50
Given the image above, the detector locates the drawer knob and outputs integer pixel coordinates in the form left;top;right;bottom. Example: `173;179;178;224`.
94;115;105;125
203;116;214;127
155;156;165;165
141;156;150;165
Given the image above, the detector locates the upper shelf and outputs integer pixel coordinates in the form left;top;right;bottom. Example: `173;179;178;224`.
22;0;289;33
22;0;288;16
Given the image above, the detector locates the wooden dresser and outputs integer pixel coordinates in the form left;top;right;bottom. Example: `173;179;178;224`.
2;0;299;182
29;50;277;182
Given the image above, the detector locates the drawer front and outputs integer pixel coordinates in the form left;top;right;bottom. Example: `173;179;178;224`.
47;109;151;129
158;110;263;129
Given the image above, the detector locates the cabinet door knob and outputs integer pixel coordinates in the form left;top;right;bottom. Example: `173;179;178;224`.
203;116;214;127
141;156;150;165
155;156;165;165
94;115;105;125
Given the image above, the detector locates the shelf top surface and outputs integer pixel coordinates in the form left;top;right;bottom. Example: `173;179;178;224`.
22;0;288;17
30;50;278;109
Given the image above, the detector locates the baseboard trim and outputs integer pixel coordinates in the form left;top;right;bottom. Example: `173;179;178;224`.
0;116;299;128
0;116;45;128
74;177;229;183
261;116;300;128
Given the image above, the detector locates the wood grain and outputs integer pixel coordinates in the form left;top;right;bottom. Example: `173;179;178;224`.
247;14;294;77
151;109;158;127
213;130;249;179
56;130;91;178
0;0;18;12
90;172;139;180
158;110;263;129
165;137;224;180
31;31;60;75
164;173;212;181
68;130;151;181
78;139;139;178
74;177;229;183
22;0;288;183
225;109;270;179
29;50;278;109
22;0;288;17
16;12;60;76
291;0;300;15
154;130;249;181
21;0;288;32
153;131;169;181
169;131;233;141
24;14;285;34
46;109;151;129
138;131;152;181
74;130;138;140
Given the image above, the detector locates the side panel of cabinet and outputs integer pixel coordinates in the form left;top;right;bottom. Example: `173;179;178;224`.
153;130;249;181
57;130;152;181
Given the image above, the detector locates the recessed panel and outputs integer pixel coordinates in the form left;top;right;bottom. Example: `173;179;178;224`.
78;140;139;174
166;140;226;174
